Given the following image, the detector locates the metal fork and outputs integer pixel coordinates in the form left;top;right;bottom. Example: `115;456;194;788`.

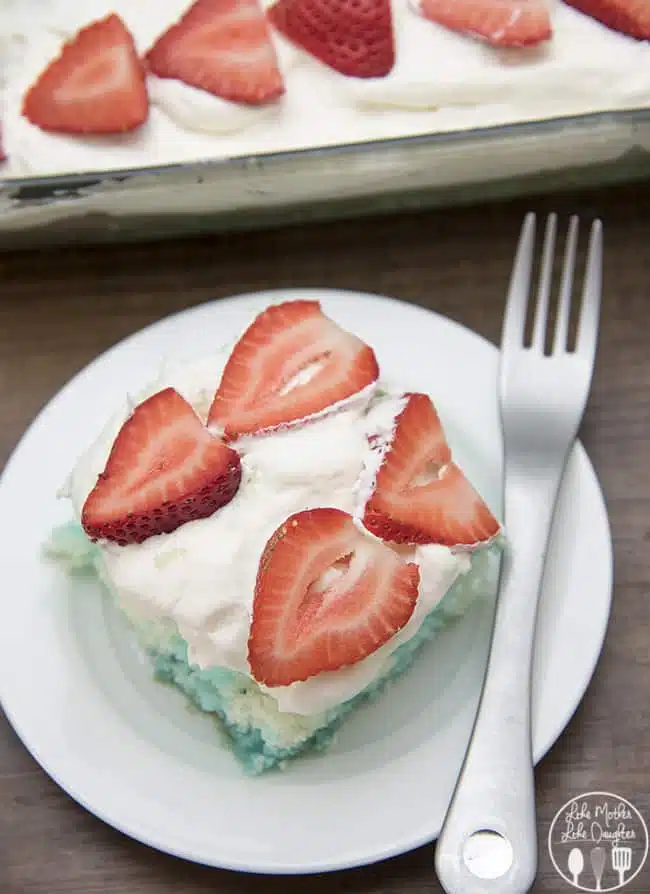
435;213;603;894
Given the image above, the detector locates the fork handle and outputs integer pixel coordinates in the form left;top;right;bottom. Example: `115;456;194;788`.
435;457;570;894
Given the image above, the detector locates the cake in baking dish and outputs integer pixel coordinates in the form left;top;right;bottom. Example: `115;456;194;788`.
2;0;650;177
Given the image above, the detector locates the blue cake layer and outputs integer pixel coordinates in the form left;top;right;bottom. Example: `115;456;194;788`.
152;604;449;774
47;521;496;774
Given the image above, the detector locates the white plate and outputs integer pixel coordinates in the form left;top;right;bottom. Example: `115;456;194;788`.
0;289;612;875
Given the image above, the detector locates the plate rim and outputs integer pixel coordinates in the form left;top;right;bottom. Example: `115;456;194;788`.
0;287;613;875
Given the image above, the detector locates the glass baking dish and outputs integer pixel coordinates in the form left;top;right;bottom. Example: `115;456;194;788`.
2;108;650;250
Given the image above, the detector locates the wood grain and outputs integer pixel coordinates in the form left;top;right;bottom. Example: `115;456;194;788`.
1;182;649;894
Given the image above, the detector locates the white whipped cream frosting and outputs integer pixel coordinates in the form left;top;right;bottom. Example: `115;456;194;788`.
2;0;650;178
65;346;472;716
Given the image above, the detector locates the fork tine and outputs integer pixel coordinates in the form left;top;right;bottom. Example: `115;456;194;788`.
532;214;557;350
576;219;603;366
501;213;536;349
552;216;579;354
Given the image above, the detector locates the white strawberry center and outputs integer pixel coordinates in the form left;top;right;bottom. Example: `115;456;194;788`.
411;458;446;487
294;541;377;634
56;46;131;102
278;357;325;395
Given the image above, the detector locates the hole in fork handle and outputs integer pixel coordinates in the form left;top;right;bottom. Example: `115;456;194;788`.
463;830;514;880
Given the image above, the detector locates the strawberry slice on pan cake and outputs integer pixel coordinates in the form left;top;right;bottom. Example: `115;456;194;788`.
248;508;420;686
363;392;500;548
208;300;379;439
564;0;650;39
23;14;149;134
146;0;285;105
82;387;242;545
414;0;552;48
268;0;395;78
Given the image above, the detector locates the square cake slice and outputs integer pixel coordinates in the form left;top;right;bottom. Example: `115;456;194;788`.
47;300;501;774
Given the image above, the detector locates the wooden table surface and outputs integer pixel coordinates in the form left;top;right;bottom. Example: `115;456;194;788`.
1;183;649;894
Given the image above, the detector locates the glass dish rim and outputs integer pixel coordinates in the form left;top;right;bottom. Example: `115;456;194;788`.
2;105;650;196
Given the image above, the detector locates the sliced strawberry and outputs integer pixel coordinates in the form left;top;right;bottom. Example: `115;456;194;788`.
248;507;419;685
82;387;241;545
416;0;552;48
268;0;394;78
22;15;148;135
146;0;284;106
363;393;499;547
208;300;379;439
564;0;650;39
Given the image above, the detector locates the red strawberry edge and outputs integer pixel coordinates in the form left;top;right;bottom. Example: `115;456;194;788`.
564;0;650;39
248;507;420;686
82;387;242;545
267;0;395;79
362;392;501;549
417;0;552;48
146;0;285;105
208;300;379;440
22;14;149;135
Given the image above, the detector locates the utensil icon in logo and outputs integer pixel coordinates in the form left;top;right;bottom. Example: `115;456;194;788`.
591;846;606;891
612;843;633;886
568;847;584;886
